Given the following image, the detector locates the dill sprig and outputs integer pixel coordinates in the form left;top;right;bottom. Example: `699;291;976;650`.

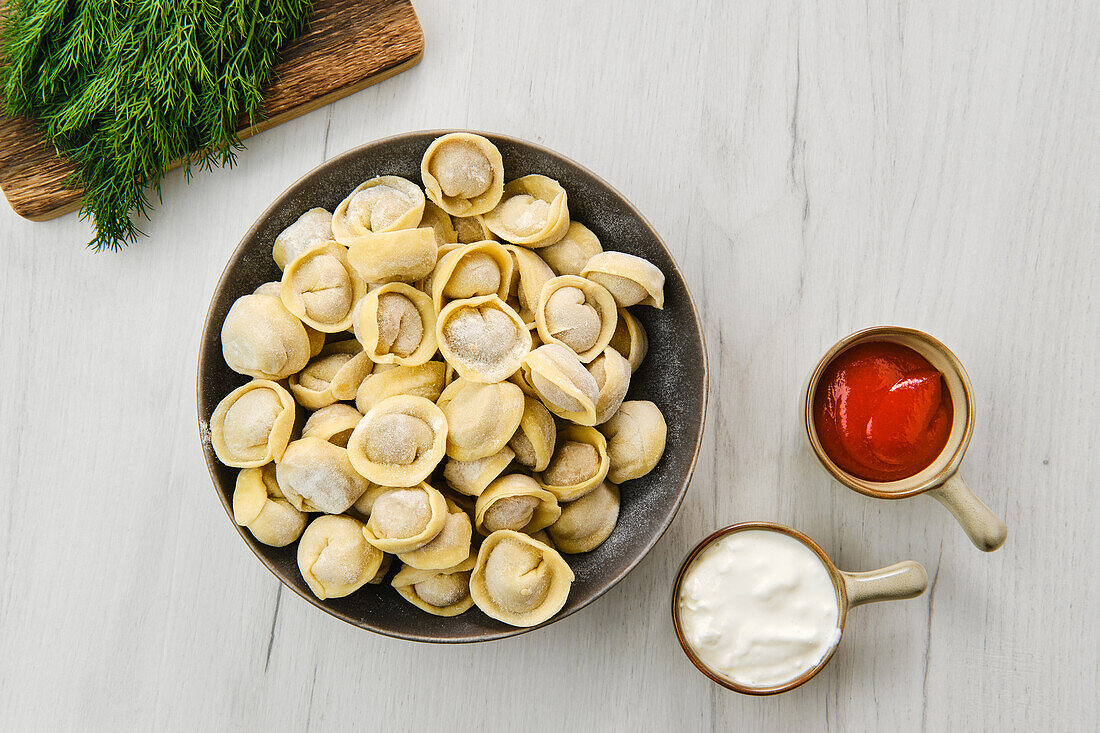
0;0;312;250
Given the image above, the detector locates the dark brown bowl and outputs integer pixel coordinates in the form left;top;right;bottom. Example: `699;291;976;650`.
197;131;708;642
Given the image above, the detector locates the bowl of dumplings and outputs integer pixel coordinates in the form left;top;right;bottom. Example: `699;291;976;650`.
197;131;708;642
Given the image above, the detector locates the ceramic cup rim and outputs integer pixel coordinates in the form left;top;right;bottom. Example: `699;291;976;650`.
802;326;975;499
670;521;849;696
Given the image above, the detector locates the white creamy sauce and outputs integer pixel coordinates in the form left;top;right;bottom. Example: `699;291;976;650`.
678;529;842;689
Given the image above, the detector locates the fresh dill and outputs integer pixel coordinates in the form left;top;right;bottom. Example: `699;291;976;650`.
0;1;313;250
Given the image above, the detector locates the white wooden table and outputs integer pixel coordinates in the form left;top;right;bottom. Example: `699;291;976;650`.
1;1;1096;729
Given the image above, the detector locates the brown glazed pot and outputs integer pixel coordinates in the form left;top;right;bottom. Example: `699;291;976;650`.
197;131;708;642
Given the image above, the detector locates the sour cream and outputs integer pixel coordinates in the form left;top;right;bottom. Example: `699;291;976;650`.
678;529;842;689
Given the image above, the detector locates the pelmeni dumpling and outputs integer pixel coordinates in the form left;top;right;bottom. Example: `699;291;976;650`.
504;244;555;326
535;275;618;362
431;241;513;312
332;175;426;243
232;465;307;547
589;347;632;424
353;282;437;365
436;295;532;383
481;175;570;247
210;380;296;468
220;293;311;379
581;252;665;309
355;362;447;414
280;241;367;332
548;480;620;554
273;208;333;270
443;446;515;497
474;474;560;535
392;553;476;617
275;437;371;514
301;403;362;448
538;221;602;276
419;200;459;248
436;378;525;461
346;227;438;284
508;396;557;472
347;395;448;486
453;215;497;244
397;498;473;570
289;340;373;409
421;133;505;217
363;483;449;553
608;307;648;373
537;425;610;502
599;400;667;483
470;530;574;627
297;515;383;600
521;344;599;425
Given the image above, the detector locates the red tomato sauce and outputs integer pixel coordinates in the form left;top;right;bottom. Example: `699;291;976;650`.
813;341;953;482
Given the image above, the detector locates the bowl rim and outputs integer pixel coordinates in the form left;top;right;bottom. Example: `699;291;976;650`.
196;129;710;643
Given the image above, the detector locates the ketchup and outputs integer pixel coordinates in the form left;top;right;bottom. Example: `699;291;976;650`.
813;341;953;482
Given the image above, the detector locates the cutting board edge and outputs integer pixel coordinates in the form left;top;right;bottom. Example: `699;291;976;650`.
3;48;424;223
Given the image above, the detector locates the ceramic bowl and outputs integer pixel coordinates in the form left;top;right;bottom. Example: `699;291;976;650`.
671;521;928;695
801;326;1007;552
197;131;708;642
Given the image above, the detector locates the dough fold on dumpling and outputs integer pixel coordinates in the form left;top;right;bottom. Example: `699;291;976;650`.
480;174;570;247
581;251;665;309
536;425;610;502
289;340;373;410
469;530;574;627
347;395;448;487
442;446;515;497
301;403;363;448
608;307;648;373
355;362;447;414
436;295;532;383
280;241;366;332
363;483;449;553
430;241;514;312
520;344;599;425
276;436;371;514
508;396;557;472
474;474;560;536
397;498;473;570
535;275;617;362
232;464;307;547
273;208;333;270
332;175;426;243
503;244;555;327
210;379;296;468
419;200;459;248
421;133;505;217
589;347;632;425
297;515;383;600
353;282;438;365
547;480;620;554
392;553;476;617
436;378;525;461
346;227;438;284
221;293;311;379
599;400;667;483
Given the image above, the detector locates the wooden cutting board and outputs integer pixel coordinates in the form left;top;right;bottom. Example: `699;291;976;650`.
0;0;424;221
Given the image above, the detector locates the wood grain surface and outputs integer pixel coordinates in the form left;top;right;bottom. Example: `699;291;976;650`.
0;0;424;221
0;1;1097;731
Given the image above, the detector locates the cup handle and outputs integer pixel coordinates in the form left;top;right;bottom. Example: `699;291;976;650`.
926;474;1008;552
841;561;928;608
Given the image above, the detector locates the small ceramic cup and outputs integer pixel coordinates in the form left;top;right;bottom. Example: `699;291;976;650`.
802;326;1008;552
671;521;927;695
